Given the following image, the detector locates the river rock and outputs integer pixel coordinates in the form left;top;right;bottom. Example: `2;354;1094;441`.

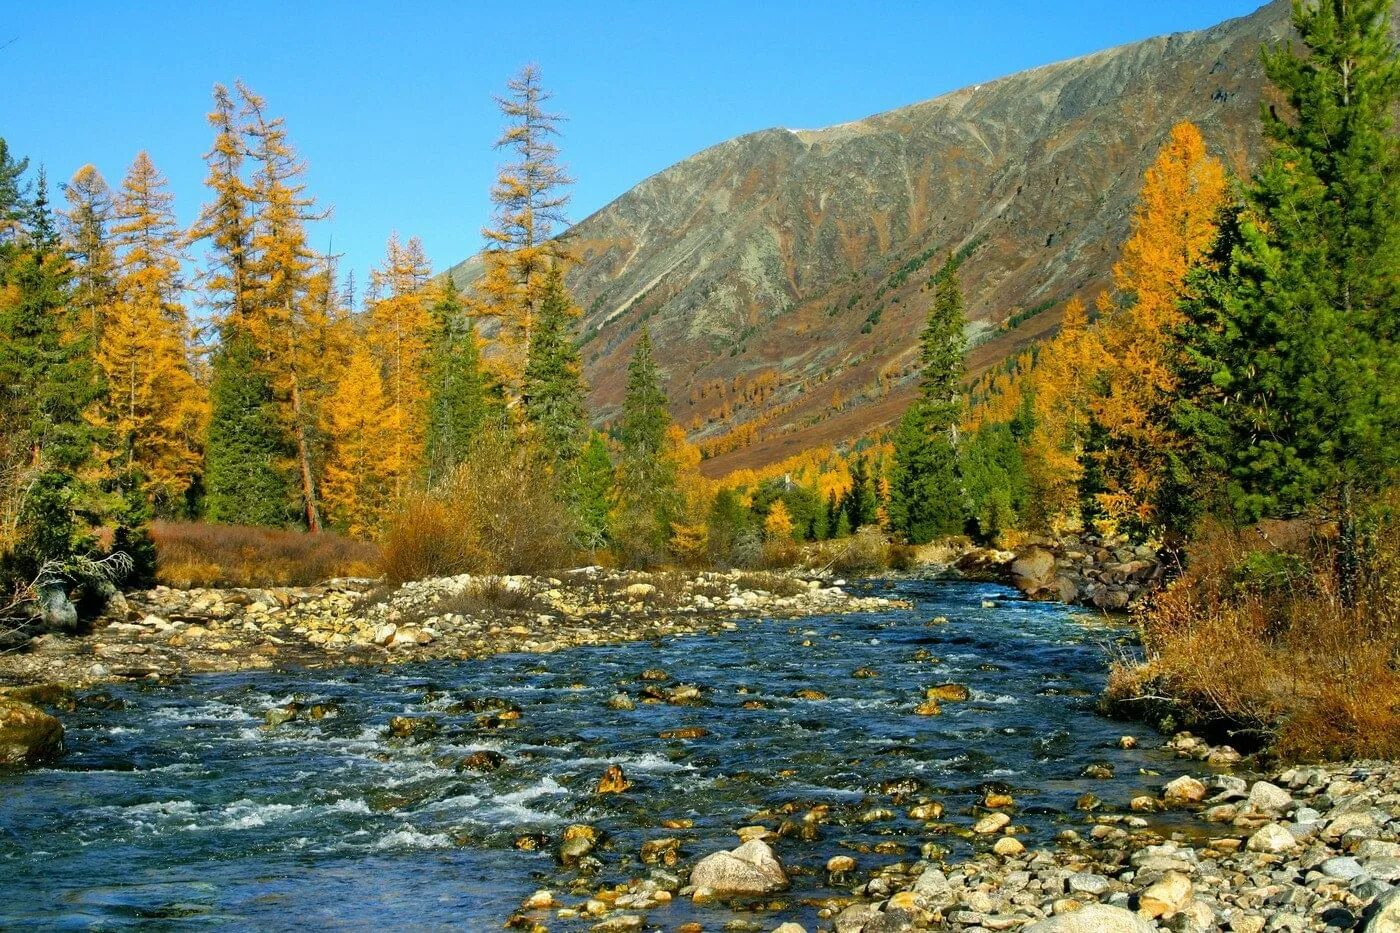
1139;870;1192;918
1362;887;1400;933
1163;775;1207;805
973;812;1011;834
925;683;970;702
1245;780;1293;814
1246;822;1298;853
1023;904;1155;933
1010;547;1057;594
690;838;788;897
0;697;64;766
596;764;631;794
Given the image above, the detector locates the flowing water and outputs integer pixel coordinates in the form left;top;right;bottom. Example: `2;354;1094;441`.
0;579;1203;929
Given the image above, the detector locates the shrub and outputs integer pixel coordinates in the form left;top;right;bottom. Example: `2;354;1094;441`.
381;430;576;584
152;521;381;588
1108;504;1400;760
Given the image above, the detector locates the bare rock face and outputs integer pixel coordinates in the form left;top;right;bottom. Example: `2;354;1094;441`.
0;697;64;767
690;838;789;897
448;1;1391;476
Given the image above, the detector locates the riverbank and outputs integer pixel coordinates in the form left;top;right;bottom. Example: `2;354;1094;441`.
0;567;902;690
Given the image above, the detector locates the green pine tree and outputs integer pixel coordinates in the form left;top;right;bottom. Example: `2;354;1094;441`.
1175;0;1399;550
203;327;294;526
424;277;488;482
0;159;129;613
523;268;589;464
841;454;880;531
614;328;677;566
572;432;614;556
887;254;968;542
960;421;1031;544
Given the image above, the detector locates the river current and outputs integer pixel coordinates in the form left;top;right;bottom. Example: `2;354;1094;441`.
0;578;1203;929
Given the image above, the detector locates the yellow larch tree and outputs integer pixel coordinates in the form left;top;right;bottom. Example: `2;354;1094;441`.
367;233;434;495
98;151;204;513
478;64;573;393
1022;296;1106;530
1093;121;1228;526
321;337;398;537
242;82;334;531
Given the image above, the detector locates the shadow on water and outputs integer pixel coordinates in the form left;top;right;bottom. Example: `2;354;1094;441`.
0;578;1197;929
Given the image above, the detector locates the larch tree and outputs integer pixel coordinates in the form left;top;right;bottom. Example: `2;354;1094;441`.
191;83;292;524
478;64;572;392
100;152;204;514
59;164;116;346
1093;121;1228;529
321;338;396;537
424;277;489;484
367;232;434;496
1175;0;1399;568
1021;296;1105;530
887;254;967;543
242;83;331;531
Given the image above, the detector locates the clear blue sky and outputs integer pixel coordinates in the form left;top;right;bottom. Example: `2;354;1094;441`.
2;1;1263;297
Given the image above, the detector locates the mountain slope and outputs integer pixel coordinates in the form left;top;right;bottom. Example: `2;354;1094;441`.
450;1;1298;476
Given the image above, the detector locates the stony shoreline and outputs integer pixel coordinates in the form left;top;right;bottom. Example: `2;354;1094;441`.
0;567;902;691
507;740;1400;933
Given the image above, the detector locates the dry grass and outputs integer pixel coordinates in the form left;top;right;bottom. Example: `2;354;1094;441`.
152;521;380;589
381;431;577;584
804;528;891;576
1108;507;1400;761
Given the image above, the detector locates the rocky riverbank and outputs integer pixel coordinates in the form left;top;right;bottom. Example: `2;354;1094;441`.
506;742;1400;932
954;531;1165;613
0;567;901;692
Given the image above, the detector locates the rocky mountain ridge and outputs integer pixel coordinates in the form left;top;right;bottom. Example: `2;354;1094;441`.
450;1;1382;476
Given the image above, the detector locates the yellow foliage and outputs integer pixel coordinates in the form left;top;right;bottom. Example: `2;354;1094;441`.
1092;122;1227;525
96;151;205;512
321;339;398;538
366;232;434;496
763;499;795;542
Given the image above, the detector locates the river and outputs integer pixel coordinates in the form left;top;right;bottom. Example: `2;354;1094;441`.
0;578;1204;929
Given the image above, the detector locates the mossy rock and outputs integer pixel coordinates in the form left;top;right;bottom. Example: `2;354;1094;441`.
0;697;64;767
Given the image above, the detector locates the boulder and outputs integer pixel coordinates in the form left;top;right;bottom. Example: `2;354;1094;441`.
1139;870;1192;918
1010;547;1057;594
1245;780;1292;814
1246;822;1298;853
1163;775;1207;805
0;697;64;766
1023;904;1155;933
1362;886;1400;933
690;838;788;897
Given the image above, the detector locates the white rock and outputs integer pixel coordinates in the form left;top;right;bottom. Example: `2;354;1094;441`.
1246;780;1293;813
1246;822;1298;853
1023;904;1155;933
690;839;788;897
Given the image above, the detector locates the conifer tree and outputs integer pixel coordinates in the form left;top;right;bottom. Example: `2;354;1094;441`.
367;232;434;497
522;267;588;464
0;165;109;586
479;64;572;390
842;454;880;531
242;84;330;530
203;328;291;527
60;164;116;345
887;254;968;542
424;277;488;483
573;432;615;555
100;152;204;514
321;340;396;537
1176;0;1399;553
191;84;288;525
1094;122;1227;529
615;328;677;565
